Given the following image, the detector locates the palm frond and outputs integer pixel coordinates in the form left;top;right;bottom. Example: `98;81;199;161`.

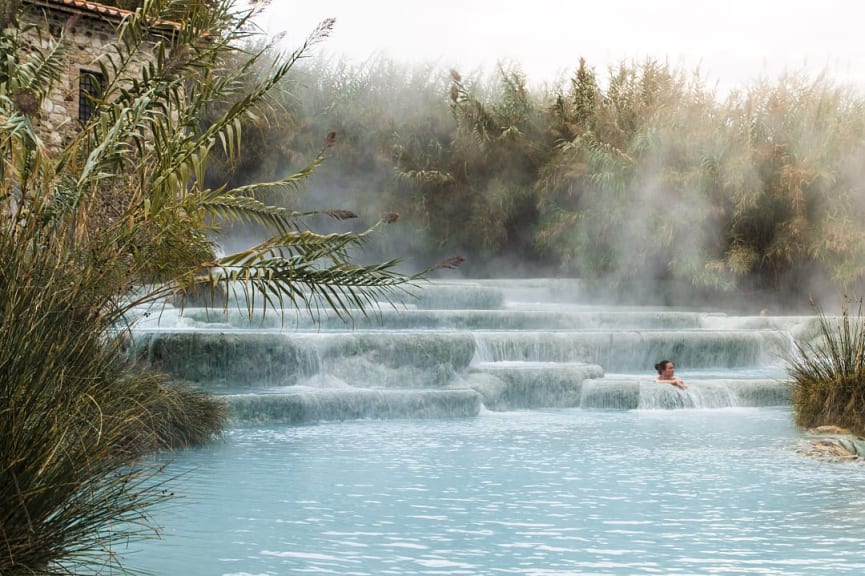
198;256;412;320
149;19;335;199
10;31;66;102
225;146;327;199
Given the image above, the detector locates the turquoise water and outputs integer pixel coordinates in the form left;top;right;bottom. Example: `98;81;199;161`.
127;407;865;575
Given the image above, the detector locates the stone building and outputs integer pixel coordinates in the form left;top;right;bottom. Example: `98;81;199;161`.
19;0;163;153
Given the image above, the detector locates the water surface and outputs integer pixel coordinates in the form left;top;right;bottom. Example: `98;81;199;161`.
128;407;865;575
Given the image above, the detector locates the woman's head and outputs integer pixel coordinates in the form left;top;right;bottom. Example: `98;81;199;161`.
655;360;674;376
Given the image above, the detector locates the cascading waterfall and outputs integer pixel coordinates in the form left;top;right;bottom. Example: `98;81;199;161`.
130;279;805;424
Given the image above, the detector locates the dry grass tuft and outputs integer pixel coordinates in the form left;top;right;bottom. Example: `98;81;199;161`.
789;299;865;437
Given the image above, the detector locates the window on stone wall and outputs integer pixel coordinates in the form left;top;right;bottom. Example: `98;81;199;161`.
78;70;105;123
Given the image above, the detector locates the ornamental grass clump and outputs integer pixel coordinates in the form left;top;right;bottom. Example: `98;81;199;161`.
789;300;865;436
0;227;226;575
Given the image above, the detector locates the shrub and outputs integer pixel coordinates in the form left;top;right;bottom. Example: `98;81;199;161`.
789;300;865;436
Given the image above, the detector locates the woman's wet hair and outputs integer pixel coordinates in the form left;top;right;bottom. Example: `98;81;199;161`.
655;360;672;374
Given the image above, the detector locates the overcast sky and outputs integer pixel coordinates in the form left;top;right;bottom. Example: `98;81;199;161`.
258;1;865;93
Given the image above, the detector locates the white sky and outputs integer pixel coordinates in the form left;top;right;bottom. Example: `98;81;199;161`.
258;1;865;93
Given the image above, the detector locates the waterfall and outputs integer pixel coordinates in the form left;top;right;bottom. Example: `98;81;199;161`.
129;279;804;424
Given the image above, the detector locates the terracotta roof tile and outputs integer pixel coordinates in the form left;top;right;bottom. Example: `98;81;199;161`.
27;0;135;21
26;1;180;30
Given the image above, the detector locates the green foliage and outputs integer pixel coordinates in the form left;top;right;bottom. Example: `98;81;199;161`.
789;300;865;436
535;59;727;294
211;55;459;262
716;73;865;291
11;0;428;315
244;53;865;299
388;65;552;270
177;22;865;300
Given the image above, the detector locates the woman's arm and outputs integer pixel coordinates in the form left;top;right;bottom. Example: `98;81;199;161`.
657;377;688;390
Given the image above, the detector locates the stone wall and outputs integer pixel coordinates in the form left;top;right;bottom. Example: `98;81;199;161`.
19;5;157;154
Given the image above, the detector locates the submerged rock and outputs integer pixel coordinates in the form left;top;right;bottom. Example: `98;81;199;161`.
809;425;853;435
796;426;865;461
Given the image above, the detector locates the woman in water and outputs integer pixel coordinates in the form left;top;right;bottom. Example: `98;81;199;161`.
655;360;687;390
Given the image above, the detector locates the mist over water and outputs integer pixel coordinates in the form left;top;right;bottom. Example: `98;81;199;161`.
214;42;865;311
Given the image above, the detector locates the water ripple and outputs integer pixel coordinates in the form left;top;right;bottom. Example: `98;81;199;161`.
129;408;865;575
